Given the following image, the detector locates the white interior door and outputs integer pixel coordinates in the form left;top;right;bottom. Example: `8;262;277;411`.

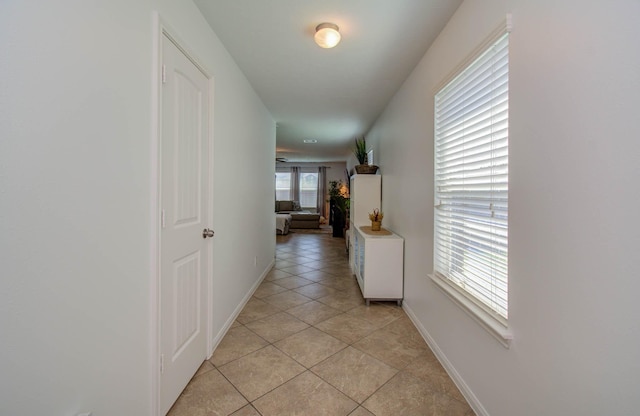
160;33;211;415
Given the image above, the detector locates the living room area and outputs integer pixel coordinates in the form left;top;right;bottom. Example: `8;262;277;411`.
275;161;348;235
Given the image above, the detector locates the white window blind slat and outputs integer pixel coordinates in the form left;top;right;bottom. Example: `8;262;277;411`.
437;113;509;148
437;66;508;124
438;40;509;105
299;171;319;209
434;33;509;321
438;78;509;126
438;145;509;170
275;172;292;201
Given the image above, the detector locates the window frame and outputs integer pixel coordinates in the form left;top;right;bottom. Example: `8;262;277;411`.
429;18;513;347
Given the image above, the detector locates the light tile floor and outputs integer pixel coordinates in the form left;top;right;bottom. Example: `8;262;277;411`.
168;231;475;416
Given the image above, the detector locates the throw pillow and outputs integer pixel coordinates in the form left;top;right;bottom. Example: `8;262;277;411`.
279;200;293;211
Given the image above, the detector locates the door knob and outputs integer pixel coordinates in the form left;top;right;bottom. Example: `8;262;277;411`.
202;228;215;238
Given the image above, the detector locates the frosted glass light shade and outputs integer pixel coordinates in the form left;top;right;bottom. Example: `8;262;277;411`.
314;23;341;48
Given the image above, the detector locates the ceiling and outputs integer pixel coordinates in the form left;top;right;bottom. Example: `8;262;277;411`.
194;0;463;162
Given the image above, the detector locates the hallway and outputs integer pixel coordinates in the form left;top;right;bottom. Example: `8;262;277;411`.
168;231;474;415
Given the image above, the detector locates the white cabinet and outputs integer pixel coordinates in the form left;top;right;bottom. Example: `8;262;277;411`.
350;225;404;306
349;175;381;227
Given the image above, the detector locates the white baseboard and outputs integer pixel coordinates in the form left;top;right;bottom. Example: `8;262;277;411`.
402;301;489;416
207;258;275;358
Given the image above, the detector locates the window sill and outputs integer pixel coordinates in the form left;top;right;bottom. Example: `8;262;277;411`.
429;274;513;348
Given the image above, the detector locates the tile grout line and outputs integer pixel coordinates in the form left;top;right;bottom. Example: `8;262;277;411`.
167;232;474;415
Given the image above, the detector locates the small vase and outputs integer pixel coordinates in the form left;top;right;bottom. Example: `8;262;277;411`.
371;220;381;231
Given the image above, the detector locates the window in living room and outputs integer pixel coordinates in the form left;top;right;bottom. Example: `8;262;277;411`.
275;172;291;200
432;29;510;339
299;171;318;211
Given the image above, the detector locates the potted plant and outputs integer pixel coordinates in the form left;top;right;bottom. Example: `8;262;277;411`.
328;180;350;237
353;137;378;174
369;208;384;231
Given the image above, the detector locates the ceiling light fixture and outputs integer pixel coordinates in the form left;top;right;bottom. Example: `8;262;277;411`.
314;23;341;49
303;139;318;143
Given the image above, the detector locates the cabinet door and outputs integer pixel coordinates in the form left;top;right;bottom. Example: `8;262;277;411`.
358;234;365;279
365;238;403;299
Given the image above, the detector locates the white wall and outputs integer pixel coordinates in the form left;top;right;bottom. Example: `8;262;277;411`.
367;0;640;415
0;1;275;415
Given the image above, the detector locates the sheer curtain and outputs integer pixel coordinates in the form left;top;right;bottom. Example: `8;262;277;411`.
316;166;327;217
290;166;300;203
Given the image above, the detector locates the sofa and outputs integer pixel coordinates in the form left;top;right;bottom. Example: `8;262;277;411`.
276;200;320;229
276;214;291;235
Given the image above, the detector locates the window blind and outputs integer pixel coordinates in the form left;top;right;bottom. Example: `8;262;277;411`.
299;172;319;208
275;172;292;200
434;33;509;321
